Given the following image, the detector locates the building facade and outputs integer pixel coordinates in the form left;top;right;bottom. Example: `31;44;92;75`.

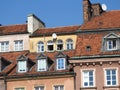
0;0;120;90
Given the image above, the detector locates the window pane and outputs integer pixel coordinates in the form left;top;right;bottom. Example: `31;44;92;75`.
14;40;23;51
57;58;65;70
18;61;26;72
38;59;47;71
83;70;94;87
106;69;116;86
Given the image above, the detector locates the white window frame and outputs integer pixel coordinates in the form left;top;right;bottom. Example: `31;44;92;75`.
37;59;47;71
104;68;118;86
54;85;64;90
34;86;44;90
14;40;23;51
81;69;95;87
37;41;44;52
47;40;54;52
57;58;65;70
56;40;63;51
18;61;27;73
0;41;9;52
107;39;117;50
66;39;73;50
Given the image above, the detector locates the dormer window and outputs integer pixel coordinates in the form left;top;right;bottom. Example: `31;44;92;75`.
17;55;28;73
57;40;63;51
56;52;68;70
18;60;27;72
57;58;65;70
37;41;44;52
103;33;119;51
37;59;47;71
47;40;54;51
107;39;117;50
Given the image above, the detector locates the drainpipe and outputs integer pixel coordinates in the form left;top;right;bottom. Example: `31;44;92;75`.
3;73;7;90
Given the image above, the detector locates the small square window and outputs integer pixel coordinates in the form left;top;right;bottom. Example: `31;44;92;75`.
0;41;9;52
14;40;23;51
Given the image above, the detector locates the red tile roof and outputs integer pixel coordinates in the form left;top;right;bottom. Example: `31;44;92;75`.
81;11;120;30
0;50;75;76
0;24;28;35
32;25;80;36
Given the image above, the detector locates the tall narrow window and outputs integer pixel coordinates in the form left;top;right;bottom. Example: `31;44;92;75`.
37;41;44;52
57;40;63;51
14;40;23;51
82;70;94;87
105;69;117;86
66;39;73;50
35;86;44;90
57;58;65;70
0;41;9;52
15;87;25;90
37;59;47;71
54;85;64;90
18;61;27;73
47;40;54;51
107;39;117;50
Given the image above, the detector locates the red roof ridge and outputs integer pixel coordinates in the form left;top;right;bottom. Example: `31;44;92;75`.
38;25;81;30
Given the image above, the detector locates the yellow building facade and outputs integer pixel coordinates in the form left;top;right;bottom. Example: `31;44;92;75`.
30;34;77;52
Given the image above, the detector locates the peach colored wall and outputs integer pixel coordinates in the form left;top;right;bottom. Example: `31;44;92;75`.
73;59;120;90
7;77;74;90
0;34;29;51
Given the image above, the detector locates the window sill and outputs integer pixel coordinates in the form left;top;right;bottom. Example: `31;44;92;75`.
103;85;120;89
80;87;97;90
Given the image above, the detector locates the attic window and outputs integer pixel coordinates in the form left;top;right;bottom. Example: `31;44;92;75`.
47;40;54;51
86;46;91;51
57;58;65;70
37;59;47;71
18;60;27;73
107;39;117;50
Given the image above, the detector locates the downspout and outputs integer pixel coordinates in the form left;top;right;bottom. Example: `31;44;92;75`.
3;73;7;90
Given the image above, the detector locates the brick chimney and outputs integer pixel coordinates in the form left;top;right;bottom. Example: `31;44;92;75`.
27;14;45;34
83;0;92;22
83;0;103;22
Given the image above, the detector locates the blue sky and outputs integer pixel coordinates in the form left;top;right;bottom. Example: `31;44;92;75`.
0;0;120;28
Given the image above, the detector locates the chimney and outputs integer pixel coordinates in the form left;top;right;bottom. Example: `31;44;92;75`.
92;3;103;16
83;0;92;22
83;0;104;22
27;14;45;34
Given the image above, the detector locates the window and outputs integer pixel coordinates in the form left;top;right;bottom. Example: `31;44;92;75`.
54;85;64;90
37;59;47;71
35;86;44;90
18;61;27;73
66;39;73;50
107;39;117;50
47;40;54;51
37;41;44;52
14;40;23;51
105;69;117;86
57;40;63;51
0;41;9;52
82;70;94;87
57;58;65;70
15;87;24;90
